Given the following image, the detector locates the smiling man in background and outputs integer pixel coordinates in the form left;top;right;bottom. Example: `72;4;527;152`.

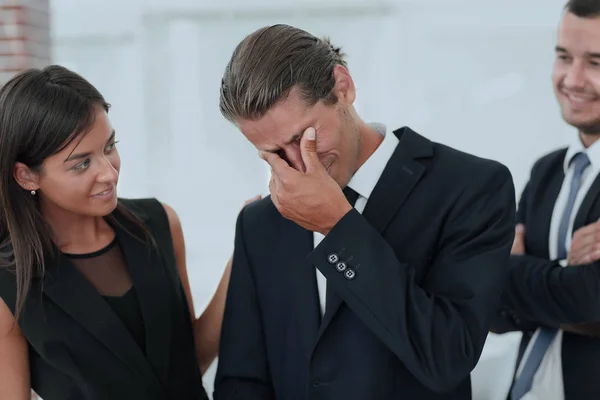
492;1;600;399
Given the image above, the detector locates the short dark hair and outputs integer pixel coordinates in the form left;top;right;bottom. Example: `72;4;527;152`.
219;24;347;123
565;0;600;17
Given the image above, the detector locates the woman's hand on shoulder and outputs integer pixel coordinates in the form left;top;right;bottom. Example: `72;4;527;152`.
242;194;262;208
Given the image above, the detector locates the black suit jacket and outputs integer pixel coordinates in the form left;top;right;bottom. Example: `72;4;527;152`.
214;127;516;400
492;149;600;399
0;199;207;400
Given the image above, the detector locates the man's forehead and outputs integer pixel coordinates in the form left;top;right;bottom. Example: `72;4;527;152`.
559;12;600;40
239;112;310;138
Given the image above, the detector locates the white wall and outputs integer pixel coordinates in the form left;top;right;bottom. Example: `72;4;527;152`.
51;1;573;398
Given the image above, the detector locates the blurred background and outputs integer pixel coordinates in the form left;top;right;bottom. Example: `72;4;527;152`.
5;0;576;398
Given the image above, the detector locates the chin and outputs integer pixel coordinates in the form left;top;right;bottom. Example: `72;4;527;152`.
563;113;600;134
90;198;119;217
560;95;600;118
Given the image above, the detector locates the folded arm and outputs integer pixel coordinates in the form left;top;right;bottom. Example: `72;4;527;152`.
491;173;600;334
498;254;600;328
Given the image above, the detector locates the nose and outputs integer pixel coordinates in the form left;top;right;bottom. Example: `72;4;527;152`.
563;61;586;90
96;156;119;184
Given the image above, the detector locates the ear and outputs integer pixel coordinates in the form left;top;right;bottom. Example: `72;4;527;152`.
13;162;40;193
332;64;356;106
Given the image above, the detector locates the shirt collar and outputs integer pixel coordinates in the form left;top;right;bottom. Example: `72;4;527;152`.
564;134;600;173
346;123;399;200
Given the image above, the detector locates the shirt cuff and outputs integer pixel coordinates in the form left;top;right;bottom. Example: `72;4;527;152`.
558;259;568;267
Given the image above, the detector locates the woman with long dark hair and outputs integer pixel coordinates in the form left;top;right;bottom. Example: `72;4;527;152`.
0;65;254;399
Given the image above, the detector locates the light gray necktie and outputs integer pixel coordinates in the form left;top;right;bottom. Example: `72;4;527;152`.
510;152;590;399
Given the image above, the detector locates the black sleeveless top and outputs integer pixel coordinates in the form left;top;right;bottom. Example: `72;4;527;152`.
0;198;208;400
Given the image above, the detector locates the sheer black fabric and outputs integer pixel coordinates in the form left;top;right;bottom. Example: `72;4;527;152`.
64;238;145;351
64;237;131;297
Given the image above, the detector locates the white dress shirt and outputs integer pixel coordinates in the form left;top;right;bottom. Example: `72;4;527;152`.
516;134;600;400
313;122;399;316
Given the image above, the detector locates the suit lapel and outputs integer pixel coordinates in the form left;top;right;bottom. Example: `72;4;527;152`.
573;173;600;232
539;175;563;259
533;159;564;259
315;127;432;343
282;218;321;359
42;255;164;395
316;288;342;346
113;211;173;386
362;127;432;233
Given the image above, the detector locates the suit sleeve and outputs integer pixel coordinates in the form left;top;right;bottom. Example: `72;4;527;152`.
308;164;515;393
213;207;275;400
497;255;600;327
492;172;600;330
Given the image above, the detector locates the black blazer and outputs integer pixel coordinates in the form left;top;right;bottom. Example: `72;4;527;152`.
492;149;600;399
0;198;208;400
214;127;516;400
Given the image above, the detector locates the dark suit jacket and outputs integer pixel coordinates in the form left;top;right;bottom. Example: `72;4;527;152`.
492;148;600;399
0;198;207;400
214;127;516;400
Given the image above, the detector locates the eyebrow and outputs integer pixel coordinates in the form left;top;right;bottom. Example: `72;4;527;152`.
264;131;304;153
64;130;116;162
556;46;600;58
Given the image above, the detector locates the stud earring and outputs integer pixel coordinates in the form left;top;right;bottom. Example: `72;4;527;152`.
30;190;36;195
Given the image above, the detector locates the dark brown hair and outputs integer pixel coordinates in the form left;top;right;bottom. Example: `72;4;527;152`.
565;0;600;17
219;24;347;122
0;65;151;319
